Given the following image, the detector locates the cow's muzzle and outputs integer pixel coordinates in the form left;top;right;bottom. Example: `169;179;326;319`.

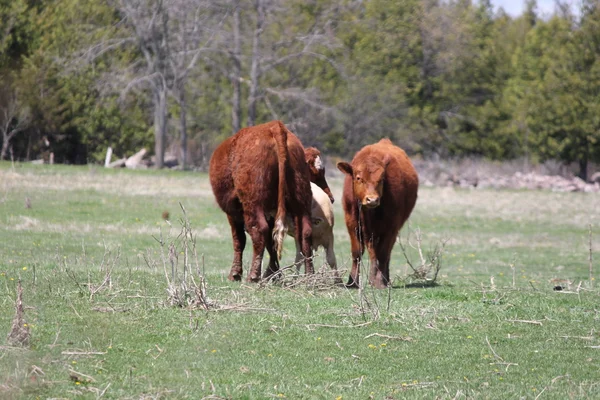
362;196;380;208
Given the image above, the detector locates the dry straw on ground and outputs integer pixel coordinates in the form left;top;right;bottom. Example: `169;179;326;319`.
259;262;345;291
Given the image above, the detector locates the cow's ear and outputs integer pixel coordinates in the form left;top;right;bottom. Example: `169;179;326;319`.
337;162;353;176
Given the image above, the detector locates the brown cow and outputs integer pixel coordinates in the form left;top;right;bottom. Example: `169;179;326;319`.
209;120;326;282
304;147;334;203
337;138;418;288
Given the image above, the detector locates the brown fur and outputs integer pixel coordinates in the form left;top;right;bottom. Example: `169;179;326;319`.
337;138;419;288
209;120;316;282
304;147;334;203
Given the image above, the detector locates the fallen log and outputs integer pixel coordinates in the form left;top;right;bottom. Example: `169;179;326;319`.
125;148;147;169
107;158;126;168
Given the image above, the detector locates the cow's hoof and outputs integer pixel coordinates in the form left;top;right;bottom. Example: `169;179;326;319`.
247;275;260;283
228;273;242;282
345;280;359;289
371;280;389;289
263;271;282;282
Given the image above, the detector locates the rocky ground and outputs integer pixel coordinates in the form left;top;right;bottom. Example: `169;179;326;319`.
413;159;600;193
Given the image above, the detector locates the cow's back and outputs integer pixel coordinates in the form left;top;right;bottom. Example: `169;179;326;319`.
229;125;280;211
228;121;311;213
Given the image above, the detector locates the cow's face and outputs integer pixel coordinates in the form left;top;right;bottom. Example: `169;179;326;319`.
305;147;335;203
337;161;385;208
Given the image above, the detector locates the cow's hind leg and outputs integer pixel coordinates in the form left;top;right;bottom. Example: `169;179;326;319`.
227;214;246;281
324;240;342;284
293;238;303;274
296;214;314;275
263;217;281;280
244;210;270;283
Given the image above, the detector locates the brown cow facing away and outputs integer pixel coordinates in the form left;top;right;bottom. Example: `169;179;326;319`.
337;138;418;288
209;120;326;282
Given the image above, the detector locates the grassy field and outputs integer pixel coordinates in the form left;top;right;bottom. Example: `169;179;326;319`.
0;161;599;399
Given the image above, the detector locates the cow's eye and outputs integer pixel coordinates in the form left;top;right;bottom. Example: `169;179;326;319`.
355;176;361;182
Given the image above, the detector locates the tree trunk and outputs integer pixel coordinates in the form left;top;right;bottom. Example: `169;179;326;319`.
231;0;242;133
247;0;264;127
0;138;8;160
579;155;588;181
179;87;188;170
578;136;589;181
1;129;19;161
153;87;168;169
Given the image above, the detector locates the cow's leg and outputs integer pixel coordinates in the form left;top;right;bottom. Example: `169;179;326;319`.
294;238;303;273
365;236;384;288
346;224;363;288
324;238;342;285
325;240;337;271
345;208;366;288
297;214;314;275
244;210;269;283
227;214;246;281
371;235;395;289
263;217;281;280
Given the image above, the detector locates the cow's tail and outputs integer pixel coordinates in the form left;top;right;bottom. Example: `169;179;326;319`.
272;121;289;260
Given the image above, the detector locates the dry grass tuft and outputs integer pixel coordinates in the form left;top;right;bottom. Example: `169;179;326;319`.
158;204;215;310
260;263;345;291
397;227;446;286
6;280;30;347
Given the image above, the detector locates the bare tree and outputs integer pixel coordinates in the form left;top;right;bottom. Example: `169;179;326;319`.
231;0;242;133
243;0;341;128
75;0;227;168
246;0;266;127
206;0;341;135
116;0;171;168
0;90;30;160
167;1;228;169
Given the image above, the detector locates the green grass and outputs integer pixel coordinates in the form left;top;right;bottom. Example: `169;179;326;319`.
1;161;599;399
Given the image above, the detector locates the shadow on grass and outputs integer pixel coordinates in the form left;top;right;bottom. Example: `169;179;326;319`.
391;281;453;289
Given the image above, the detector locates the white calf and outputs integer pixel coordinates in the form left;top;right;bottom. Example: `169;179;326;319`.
288;182;337;271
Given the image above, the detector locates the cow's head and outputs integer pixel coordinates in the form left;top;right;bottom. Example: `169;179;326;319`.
305;147;334;203
337;157;388;208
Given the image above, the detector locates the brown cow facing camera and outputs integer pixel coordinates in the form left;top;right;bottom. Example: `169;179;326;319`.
337;138;419;288
209;120;330;282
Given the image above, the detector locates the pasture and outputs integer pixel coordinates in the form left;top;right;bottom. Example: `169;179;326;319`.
0;162;599;399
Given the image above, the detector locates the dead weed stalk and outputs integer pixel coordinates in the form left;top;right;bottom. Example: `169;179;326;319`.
397;227;446;286
6;279;30;347
88;243;119;301
156;203;213;310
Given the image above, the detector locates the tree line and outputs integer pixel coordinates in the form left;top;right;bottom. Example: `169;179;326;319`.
1;0;599;178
